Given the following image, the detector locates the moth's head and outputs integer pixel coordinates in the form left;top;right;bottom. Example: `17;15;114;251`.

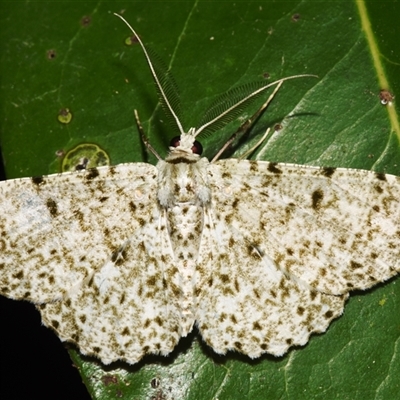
168;129;203;156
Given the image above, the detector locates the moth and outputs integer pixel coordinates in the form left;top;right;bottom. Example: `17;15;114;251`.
0;14;399;365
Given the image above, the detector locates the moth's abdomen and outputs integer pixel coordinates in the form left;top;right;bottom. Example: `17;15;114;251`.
167;203;203;334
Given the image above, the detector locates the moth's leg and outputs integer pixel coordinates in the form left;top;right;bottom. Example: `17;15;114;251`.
238;127;272;160
134;109;162;161
211;80;283;162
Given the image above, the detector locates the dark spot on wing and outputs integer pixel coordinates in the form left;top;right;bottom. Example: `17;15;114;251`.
219;274;230;283
374;185;383;194
249;161;259;172
13;271;23;279
129;201;137;213
85;168;99;180
311;189;324;209
375;172;386;181
253;321;262;330
32;176;44;185
322;167;336;177
234;342;242;350
46;198;58;217
350;260;363;270
122;327;130;335
146;276;156;287
268;162;282;174
231;199;239;209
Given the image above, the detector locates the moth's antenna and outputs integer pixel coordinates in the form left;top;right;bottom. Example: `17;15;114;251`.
210;80;284;162
134;109;162;160
194;74;317;138
114;13;185;137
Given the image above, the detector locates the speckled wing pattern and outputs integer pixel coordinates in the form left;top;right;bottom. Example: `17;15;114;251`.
195;159;400;357
0;163;185;364
0;155;399;364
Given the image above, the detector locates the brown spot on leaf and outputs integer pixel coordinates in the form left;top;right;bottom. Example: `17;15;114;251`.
81;15;91;27
292;13;300;21
46;49;57;60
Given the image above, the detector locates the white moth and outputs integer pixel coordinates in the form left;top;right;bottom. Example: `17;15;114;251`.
1;15;399;365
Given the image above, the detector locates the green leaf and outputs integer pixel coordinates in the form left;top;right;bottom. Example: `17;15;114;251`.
1;1;399;399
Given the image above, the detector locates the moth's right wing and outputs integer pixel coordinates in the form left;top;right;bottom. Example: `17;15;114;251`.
0;163;158;303
0;163;187;364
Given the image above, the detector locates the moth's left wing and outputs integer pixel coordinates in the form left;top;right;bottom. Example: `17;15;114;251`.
193;159;399;357
207;159;400;295
194;161;346;357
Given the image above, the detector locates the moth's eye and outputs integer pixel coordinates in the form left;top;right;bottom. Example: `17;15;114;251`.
192;140;203;155
169;136;181;148
169;136;203;155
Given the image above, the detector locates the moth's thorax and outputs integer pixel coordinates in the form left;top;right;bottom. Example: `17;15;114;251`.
156;153;211;208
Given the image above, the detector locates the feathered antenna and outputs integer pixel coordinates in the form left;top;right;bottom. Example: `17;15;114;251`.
115;13;316;143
